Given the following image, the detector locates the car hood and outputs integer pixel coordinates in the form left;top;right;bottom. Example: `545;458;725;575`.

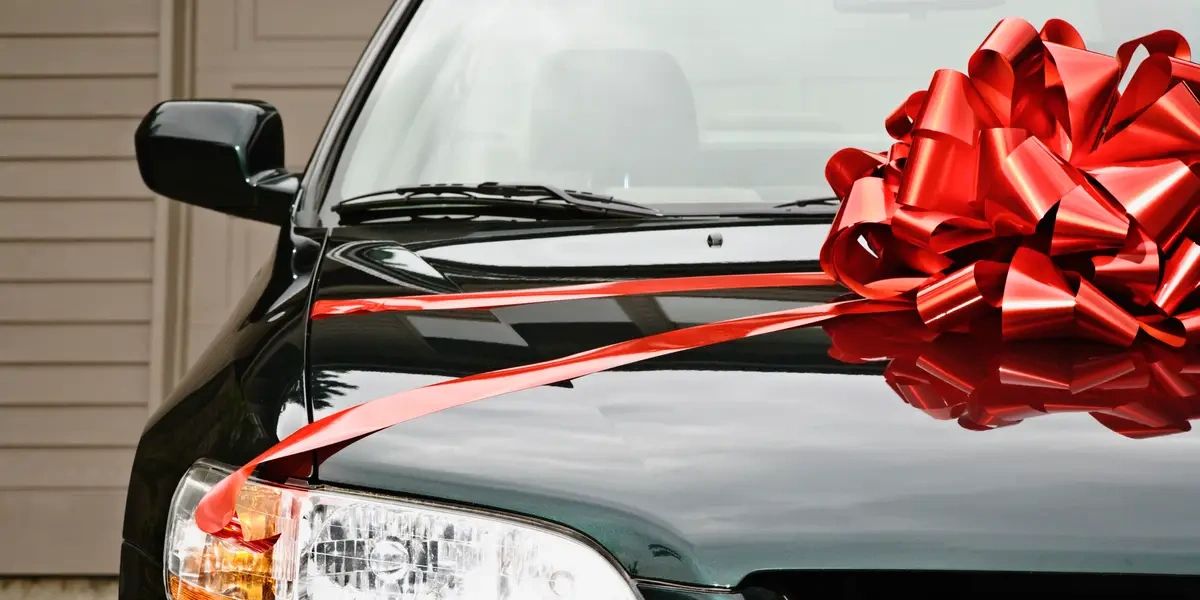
306;218;1200;588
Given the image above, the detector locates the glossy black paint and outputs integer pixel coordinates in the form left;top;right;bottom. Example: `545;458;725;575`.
119;223;324;599
308;219;1200;588
134;100;298;224
122;213;1200;598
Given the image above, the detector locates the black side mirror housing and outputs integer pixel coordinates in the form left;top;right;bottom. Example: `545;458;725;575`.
135;100;298;225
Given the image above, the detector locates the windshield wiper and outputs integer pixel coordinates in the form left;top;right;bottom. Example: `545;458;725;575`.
334;182;664;222
772;196;841;210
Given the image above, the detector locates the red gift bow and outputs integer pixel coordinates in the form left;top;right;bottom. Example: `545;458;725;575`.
824;312;1200;438
824;17;1200;346
195;18;1200;538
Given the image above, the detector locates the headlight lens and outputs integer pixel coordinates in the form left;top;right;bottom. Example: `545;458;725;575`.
165;462;639;600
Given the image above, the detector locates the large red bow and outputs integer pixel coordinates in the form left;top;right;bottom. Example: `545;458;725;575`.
195;19;1200;539
824;18;1200;347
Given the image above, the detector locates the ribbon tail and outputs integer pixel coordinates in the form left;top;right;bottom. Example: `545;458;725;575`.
196;298;907;535
312;272;837;317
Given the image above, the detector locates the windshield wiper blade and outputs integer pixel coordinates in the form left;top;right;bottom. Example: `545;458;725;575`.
772;196;841;209
335;182;664;220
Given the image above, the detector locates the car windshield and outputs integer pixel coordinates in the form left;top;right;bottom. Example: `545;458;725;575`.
324;0;1200;218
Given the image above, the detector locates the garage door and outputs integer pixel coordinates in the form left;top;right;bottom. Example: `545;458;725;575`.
0;0;389;575
0;0;167;575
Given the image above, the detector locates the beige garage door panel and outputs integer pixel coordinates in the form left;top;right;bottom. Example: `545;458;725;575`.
0;78;158;118
0;326;150;362
0;407;146;446
0;119;141;160
0;240;152;281
197;0;390;70
0;200;155;240
0;0;158;35
0;282;152;321
0;161;148;198
0;365;150;407
0;449;137;488
0;0;165;573
0;37;158;77
254;0;391;40
0;324;151;363
0;490;127;574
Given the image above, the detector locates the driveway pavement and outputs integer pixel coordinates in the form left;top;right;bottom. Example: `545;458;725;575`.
0;579;116;600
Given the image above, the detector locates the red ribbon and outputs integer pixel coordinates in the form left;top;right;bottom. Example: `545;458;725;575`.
311;272;835;317
196;19;1200;538
824;18;1200;346
196;298;906;534
825;312;1200;437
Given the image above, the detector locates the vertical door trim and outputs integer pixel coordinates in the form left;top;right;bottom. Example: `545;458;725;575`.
149;0;196;408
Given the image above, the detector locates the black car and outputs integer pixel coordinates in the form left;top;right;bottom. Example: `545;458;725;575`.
120;2;1200;599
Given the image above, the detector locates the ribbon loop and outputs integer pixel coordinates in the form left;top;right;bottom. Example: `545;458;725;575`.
832;17;1200;344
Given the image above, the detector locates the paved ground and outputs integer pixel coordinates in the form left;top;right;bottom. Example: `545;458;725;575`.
0;579;116;600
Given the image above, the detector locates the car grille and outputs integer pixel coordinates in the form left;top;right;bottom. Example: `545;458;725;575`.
738;571;1200;599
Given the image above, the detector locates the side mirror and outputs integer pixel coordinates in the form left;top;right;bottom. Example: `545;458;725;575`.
135;100;299;225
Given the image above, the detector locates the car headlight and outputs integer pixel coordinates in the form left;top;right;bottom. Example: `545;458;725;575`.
165;461;640;600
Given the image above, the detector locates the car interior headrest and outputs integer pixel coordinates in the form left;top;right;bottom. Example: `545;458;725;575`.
529;49;699;186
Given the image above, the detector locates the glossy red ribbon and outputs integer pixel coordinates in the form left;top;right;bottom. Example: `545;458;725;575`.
825;312;1200;437
197;19;1200;537
311;272;836;317
195;298;905;534
825;18;1200;346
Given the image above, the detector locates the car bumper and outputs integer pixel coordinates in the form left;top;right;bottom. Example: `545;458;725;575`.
118;541;163;600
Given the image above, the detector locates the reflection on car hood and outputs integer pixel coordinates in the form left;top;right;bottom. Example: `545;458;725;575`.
306;218;1200;587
